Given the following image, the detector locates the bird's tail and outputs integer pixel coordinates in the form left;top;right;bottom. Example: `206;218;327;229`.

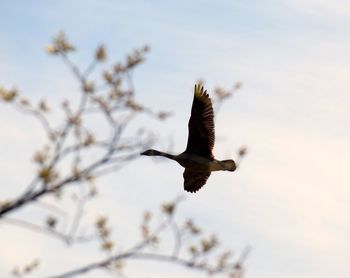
220;159;236;171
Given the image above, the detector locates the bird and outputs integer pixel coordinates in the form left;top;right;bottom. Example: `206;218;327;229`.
140;84;236;193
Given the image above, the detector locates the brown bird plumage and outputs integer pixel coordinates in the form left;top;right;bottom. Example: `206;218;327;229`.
141;84;236;193
186;84;215;160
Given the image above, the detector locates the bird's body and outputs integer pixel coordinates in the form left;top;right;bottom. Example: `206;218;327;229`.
141;84;236;193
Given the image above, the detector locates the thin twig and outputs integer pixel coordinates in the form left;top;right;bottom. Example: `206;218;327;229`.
67;190;89;241
1;218;94;244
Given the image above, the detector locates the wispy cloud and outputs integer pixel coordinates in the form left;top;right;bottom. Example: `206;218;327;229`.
282;0;350;17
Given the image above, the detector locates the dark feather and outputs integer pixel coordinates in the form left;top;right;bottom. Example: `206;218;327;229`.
185;84;215;160
183;168;211;193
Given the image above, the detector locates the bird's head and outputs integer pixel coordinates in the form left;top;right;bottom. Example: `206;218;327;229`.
140;149;157;156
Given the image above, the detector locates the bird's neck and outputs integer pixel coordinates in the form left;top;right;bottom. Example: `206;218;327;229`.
148;150;176;160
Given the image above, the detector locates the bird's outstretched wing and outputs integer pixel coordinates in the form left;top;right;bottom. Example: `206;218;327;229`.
183;168;211;193
185;84;215;160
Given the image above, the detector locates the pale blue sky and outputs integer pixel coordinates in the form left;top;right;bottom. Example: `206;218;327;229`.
0;1;349;278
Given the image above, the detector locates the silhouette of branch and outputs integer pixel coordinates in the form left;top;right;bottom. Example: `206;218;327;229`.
0;33;164;219
0;32;247;277
67;190;90;241
49;253;245;278
49;198;248;278
2;218;95;244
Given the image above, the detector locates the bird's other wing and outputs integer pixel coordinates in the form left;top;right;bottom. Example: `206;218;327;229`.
185;84;215;160
183;168;211;193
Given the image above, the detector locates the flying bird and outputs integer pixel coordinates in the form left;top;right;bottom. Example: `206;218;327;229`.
141;84;236;193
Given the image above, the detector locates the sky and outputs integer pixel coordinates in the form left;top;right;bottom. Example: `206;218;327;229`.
0;1;349;277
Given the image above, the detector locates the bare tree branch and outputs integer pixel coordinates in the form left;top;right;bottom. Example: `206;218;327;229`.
49;198;248;278
0;32;247;277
